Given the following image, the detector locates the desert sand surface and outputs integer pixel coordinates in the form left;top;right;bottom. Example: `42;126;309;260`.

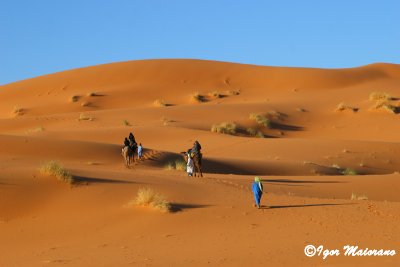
0;59;399;266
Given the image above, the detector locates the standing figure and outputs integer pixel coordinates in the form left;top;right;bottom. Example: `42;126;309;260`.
138;143;143;160
252;177;264;209
187;152;194;177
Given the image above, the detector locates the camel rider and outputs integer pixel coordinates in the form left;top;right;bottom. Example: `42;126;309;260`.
190;140;202;163
129;132;136;144
124;137;130;147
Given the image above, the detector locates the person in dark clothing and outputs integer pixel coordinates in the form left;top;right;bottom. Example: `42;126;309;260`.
191;140;202;155
124;138;130;147
189;140;202;164
129;132;136;144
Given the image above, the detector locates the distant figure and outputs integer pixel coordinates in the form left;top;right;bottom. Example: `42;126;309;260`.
252;177;264;209
187;150;194;177
124;137;130;147
138;143;143;160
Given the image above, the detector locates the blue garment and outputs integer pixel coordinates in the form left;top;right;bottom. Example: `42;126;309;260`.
252;181;263;206
138;145;143;157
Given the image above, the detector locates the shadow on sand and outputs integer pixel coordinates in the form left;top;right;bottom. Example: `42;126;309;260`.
74;175;137;184
169;203;211;213
260;203;354;210
262;178;346;184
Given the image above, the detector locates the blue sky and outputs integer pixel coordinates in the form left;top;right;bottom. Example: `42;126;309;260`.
1;0;399;85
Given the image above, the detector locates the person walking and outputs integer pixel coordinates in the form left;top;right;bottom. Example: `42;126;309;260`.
137;143;143;160
187;152;194;177
252;177;264;209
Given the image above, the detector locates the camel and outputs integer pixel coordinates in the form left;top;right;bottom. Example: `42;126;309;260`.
122;146;133;167
181;151;203;177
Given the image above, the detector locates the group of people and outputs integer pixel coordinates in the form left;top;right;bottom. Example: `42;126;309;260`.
123;132;143;160
122;135;265;208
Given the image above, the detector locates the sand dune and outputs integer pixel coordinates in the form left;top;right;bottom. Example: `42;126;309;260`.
0;59;399;266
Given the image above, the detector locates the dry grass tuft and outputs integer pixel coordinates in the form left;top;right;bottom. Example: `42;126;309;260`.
165;159;187;171
40;161;74;184
154;99;168;107
246;128;264;138
335;102;358;112
131;187;171;212
369;92;392;102
249;113;271;128
211;122;237;135
12;106;25;116
342;168;358;176
81;101;91;107
191;92;206;103
123;120;130;126
78;113;93;121
70;95;80;102
351;192;368;200
209;91;222;98
26;126;45;134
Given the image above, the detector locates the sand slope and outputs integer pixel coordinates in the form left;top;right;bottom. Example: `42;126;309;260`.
0;59;399;266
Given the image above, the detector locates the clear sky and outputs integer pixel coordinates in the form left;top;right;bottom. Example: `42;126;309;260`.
1;0;399;85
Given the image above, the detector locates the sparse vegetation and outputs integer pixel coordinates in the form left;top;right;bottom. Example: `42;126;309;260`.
351;192;368;200
165;159;187;171
227;89;240;96
70;95;80;102
369;92;398;113
26;126;45;134
191;92;206;103
132;187;171;212
87;92;101;97
209;91;222;98
123;120;130;126
12;106;24;116
249;113;271;128
342;168;358;176
369;92;392;102
211;122;237;135
81;101;91;107
154;99;167;107
246;128;264;138
335;102;358;112
40;161;74;184
78;113;93;121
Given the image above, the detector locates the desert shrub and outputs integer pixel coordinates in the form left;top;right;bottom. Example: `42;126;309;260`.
249;113;270;128
191;92;206;103
70;95;80;102
26;126;45;134
267;111;286;121
164;159;187;171
165;162;175;170
246;128;264;138
174;159;187;171
123;120;130;126
228;90;240;96
369;92;392;102
12;106;24;116
132;187;171;212
335;102;358;112
154;99;167;107
209;91;222;98
40;161;74;184
351;192;368;200
81;101;91;107
78;113;93;121
87;92;101;97
211;122;237;135
342;168;358;176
